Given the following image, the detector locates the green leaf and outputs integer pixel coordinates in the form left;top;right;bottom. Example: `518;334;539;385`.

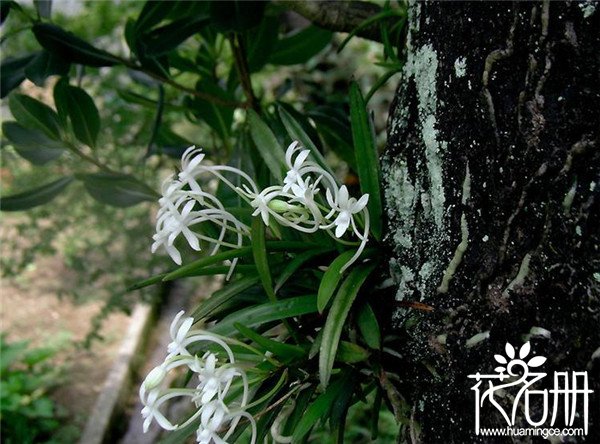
192;274;260;321
54;80;100;148
164;247;254;281
308;107;356;169
134;1;177;35
278;105;337;182
210;295;317;337
270;25;332;65
317;250;356;313
0;54;37;99
274;248;332;294
234;323;305;360
32;23;120;67
247;109;285;181
292;377;347;442
252;217;277;303
24;51;70;87
319;263;375;388
2;121;66;165
8;94;61;139
349;82;382;240
246;15;279;72
357;303;381;349
142;16;209;56
0;177;73;211
187;78;234;138
158;241;317;281
337;341;370;363
78;173;157;207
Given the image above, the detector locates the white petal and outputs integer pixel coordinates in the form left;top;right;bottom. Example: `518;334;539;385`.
505;342;515;359
519;342;531;359
294;149;310;168
326;188;336;208
527;356;547;367
177;316;194;342
261;210;269;226
166;245;182;265
352;194;369;212
170;312;185;339
183;228;201;251
338;185;349;205
335;216;350;238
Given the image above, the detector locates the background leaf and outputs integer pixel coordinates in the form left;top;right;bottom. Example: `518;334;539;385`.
24;51;71;87
0;177;73;211
0;54;37;98
78;173;157;207
54;80;100;148
2;121;66;165
32;23;120;67
8;94;61;139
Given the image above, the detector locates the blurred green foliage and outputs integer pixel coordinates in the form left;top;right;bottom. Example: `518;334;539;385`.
0;333;78;443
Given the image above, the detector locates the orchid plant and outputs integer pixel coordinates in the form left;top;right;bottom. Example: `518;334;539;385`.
139;135;382;442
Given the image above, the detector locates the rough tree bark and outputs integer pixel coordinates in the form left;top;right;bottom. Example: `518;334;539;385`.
381;2;599;442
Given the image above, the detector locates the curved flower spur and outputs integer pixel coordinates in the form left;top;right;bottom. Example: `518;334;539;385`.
151;142;371;273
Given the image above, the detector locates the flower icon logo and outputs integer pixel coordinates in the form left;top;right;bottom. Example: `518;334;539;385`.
493;342;547;374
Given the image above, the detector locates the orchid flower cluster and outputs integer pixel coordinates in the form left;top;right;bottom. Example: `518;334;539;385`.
152;141;370;275
139;311;256;443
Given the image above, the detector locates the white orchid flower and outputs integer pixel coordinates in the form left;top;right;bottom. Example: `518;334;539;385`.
166;310;195;356
325;185;369;238
141;389;184;433
194;353;240;405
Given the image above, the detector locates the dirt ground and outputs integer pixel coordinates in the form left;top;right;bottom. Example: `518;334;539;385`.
0;252;131;431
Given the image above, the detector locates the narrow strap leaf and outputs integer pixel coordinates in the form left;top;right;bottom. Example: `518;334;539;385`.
349;82;382;240
319;263;376;388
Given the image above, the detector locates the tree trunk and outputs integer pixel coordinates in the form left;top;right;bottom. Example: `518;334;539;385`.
381;2;599;442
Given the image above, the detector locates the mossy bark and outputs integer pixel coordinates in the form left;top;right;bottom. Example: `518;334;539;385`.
381;2;599;442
